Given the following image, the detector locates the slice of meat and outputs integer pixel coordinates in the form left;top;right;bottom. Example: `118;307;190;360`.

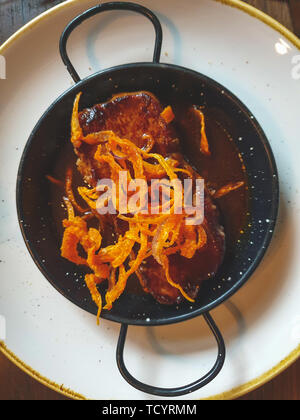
73;91;225;305
76;91;180;187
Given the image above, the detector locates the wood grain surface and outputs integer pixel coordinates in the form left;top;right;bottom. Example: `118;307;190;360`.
0;0;299;400
289;0;300;36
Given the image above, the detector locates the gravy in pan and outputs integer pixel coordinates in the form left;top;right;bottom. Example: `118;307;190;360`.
173;104;249;253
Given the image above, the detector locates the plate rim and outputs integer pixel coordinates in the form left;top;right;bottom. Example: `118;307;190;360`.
0;0;299;401
16;61;279;327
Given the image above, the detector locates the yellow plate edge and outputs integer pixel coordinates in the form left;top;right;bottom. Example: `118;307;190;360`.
0;341;86;400
0;0;299;400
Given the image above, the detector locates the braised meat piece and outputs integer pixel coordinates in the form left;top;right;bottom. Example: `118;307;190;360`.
76;91;180;187
139;195;225;304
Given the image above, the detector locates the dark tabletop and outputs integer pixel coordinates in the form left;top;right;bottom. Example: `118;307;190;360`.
0;0;299;401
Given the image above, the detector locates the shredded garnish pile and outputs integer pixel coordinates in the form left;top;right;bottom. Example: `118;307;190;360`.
57;92;244;324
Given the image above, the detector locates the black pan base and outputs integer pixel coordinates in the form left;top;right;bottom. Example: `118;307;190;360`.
16;63;279;326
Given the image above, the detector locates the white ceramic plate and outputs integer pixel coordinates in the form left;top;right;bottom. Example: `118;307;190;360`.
0;0;299;400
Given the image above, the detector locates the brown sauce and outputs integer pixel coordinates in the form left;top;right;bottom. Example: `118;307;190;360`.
173;104;249;252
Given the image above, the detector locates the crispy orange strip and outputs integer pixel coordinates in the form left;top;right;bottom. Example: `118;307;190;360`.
79;130;114;145
46;175;63;186
63;197;75;220
214;181;245;198
61;228;87;265
180;225;198;259
162;254;195;303
65;168;89;213
143;158;178;179
71;92;83;148
104;231;148;310
193;107;211;156
77;187;98;210
160;105;175;124
197;225;207;248
85;274;103;325
142;151;178;180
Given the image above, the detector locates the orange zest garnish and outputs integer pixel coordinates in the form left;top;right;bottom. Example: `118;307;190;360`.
85;274;103;325
65;168;89;213
160;105;175;124
193;107;211;156
214;181;245;198
61;92;214;322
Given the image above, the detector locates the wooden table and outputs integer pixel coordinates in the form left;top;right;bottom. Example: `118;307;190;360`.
0;0;299;400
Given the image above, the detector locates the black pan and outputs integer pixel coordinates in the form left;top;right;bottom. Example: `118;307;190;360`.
16;2;279;397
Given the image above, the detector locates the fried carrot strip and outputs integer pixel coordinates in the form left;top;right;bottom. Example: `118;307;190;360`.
104;231;148;310
71;92;83;148
61;93;215;317
85;274;103;325
143;159;178;179
65;168;89;213
160;105;175;124
193;107;211;156
63;197;75;220
77;187;98;210
214;181;245;198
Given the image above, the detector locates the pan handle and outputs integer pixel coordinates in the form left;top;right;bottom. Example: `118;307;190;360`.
59;2;163;83
116;312;226;397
